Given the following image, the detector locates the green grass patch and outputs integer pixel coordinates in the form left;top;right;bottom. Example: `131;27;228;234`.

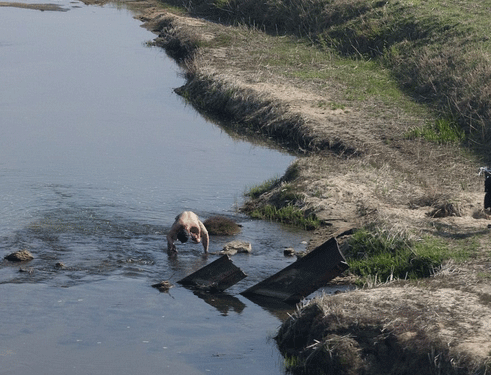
405;117;466;144
283;354;302;372
245;177;280;199
250;204;320;230
259;35;430;116
244;169;317;229
316;100;346;111
347;226;472;283
156;2;188;14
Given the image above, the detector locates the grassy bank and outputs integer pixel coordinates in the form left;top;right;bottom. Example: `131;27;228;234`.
242;165;322;229
174;72;354;154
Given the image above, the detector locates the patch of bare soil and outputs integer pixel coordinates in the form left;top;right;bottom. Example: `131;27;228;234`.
85;0;491;371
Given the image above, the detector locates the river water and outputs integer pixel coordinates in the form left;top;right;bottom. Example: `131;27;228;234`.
0;1;316;374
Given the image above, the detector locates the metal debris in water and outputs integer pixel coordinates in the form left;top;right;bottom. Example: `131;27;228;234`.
178;255;247;292
240;237;349;304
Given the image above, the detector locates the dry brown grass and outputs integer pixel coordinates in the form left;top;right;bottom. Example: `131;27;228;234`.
276;285;491;375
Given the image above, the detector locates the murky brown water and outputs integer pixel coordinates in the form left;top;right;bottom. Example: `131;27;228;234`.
0;1;318;374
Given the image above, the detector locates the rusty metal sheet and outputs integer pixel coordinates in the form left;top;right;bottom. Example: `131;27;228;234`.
240;237;348;304
177;255;247;292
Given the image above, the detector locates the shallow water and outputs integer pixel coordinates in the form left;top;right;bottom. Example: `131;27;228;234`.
0;1;318;374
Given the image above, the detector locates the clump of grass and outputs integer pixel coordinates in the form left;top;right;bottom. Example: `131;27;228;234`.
409;192;449;209
347;226;449;283
282;162;301;182
409;193;462;218
405;118;466;144
283;354;301;371
244;168;320;229
245;177;280;199
275;183;303;204
250;204;320;230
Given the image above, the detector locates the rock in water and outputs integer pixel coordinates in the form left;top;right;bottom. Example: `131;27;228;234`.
284;247;296;256
221;240;252;255
19;267;34;274
220;248;237;256
4;250;34;262
203;216;241;235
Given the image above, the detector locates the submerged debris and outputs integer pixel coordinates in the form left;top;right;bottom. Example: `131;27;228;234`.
241;237;348;304
220;240;252;255
178;255;247;292
19;267;34;274
283;247;295;257
152;280;174;292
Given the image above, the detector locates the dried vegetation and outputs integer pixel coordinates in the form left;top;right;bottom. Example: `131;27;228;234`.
276;284;491;375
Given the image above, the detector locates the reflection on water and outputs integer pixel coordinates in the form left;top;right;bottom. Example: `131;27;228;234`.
0;280;289;375
192;290;247;316
0;1;316;374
